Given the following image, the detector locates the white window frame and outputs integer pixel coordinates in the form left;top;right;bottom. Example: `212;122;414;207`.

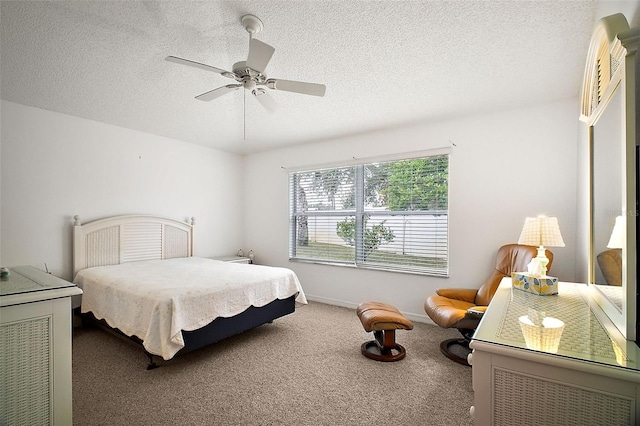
288;149;450;276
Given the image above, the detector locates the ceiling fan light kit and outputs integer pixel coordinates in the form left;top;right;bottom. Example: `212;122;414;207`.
166;13;326;116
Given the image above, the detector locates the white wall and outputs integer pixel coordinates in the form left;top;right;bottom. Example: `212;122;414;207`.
596;1;640;27
0;101;244;281
243;98;579;322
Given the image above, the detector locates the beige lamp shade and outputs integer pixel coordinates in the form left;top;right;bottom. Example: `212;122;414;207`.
607;216;625;249
518;216;565;248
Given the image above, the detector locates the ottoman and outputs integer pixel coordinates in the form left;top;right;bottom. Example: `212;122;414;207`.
357;301;413;362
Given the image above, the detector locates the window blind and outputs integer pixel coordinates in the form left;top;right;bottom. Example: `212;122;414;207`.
289;154;449;276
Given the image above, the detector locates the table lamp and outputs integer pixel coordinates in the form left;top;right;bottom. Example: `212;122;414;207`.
518;215;565;276
607;215;625;249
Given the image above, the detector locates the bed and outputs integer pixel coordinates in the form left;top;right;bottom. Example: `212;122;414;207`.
72;214;306;368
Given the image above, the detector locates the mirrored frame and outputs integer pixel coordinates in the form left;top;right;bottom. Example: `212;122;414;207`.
580;14;639;341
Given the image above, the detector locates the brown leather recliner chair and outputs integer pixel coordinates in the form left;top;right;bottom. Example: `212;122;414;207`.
424;243;553;365
597;248;622;286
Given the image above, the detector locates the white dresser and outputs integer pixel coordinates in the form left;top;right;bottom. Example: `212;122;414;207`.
470;278;640;426
0;266;82;426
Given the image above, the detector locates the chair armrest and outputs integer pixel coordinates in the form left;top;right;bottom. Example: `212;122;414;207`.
465;306;486;320
435;288;478;304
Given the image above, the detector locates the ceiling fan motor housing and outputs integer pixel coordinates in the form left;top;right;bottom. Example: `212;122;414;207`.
242;78;257;91
233;61;267;86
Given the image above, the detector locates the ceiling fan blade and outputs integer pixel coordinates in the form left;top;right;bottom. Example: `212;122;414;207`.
246;39;275;73
195;84;241;101
267;78;326;97
252;89;278;113
166;56;235;79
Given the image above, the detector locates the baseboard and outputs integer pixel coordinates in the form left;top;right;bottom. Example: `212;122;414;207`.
304;294;435;325
305;295;359;310
402;311;435;325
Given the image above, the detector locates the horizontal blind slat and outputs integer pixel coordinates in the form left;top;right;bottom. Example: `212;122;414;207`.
290;154;448;275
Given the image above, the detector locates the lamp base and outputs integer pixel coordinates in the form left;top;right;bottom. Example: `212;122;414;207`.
536;245;549;276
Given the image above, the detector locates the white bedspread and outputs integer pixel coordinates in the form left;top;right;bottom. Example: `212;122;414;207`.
73;257;307;360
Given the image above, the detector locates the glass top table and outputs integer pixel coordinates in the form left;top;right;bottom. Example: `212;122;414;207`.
472;278;640;371
0;265;79;301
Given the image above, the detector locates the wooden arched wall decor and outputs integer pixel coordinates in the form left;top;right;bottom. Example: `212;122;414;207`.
580;13;630;122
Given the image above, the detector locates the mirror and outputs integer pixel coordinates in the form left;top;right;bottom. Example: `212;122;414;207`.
581;14;638;342
591;81;624;312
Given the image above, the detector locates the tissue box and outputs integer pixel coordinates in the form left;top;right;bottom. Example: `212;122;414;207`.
511;273;558;296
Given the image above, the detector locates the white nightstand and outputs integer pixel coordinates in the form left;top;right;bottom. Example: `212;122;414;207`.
211;256;251;264
1;266;83;425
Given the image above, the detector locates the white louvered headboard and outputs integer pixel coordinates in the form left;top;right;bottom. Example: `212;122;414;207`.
72;214;195;277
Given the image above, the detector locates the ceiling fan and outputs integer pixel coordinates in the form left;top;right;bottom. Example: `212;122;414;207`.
166;14;326;113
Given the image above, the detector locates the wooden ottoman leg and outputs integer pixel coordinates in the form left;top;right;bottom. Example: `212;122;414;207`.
361;329;407;362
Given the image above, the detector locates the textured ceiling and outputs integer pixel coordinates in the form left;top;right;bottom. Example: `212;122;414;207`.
1;1;598;155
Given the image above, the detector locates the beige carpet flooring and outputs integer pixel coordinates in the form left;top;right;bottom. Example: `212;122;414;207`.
72;301;474;425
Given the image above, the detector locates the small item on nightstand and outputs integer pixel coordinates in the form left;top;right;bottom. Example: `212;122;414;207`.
248;250;255;264
0;267;10;279
237;249;244;257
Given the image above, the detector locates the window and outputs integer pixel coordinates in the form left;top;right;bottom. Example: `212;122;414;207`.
289;153;449;276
